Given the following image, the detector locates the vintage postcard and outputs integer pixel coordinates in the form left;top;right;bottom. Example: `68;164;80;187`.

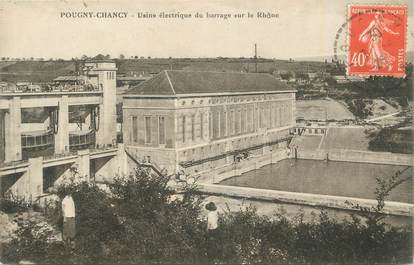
0;1;412;264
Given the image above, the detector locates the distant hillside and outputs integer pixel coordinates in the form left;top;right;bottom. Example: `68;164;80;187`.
0;58;332;83
0;61;75;82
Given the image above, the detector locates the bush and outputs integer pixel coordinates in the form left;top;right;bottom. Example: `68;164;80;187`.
3;219;70;264
108;167;206;263
3;166;412;264
0;197;30;214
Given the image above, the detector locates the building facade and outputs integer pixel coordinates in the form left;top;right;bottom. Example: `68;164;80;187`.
123;70;296;176
0;60;125;201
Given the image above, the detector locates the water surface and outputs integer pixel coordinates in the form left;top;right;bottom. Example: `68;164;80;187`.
220;159;413;204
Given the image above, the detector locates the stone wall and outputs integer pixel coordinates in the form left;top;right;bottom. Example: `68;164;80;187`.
199;183;413;217
296;149;412;166
196;148;289;184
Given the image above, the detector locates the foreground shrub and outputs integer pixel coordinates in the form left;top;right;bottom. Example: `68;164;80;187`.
2;167;412;264
3;219;70;264
109;167;206;263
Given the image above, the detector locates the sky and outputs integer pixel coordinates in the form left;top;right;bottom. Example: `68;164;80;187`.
0;0;412;60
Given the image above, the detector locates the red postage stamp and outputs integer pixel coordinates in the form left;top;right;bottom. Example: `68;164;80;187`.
347;5;407;77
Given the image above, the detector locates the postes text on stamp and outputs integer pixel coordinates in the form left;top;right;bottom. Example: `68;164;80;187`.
347;5;407;77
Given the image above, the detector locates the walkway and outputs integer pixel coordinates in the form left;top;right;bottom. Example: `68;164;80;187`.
366;111;401;122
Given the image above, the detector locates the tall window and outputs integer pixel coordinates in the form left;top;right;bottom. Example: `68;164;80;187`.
182;116;186;143
145;116;151;144
258;107;262;128
269;104;273;128
209;113;212;138
230;110;235;135
200;113;204;139
222;111;227;137
241;108;246;133
158;116;165;145
191;115;195;141
132;116;138;143
247;107;252;132
212;111;219;139
278;107;282;127
235;109;241;134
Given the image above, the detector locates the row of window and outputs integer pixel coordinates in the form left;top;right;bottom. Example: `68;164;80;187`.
180;113;205;143
178;103;292;142
106;71;115;80
129;103;291;146
131;116;166;145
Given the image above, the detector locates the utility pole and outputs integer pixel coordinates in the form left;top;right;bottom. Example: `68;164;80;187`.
254;43;258;73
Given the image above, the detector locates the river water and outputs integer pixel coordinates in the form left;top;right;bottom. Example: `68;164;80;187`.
220;159;413;204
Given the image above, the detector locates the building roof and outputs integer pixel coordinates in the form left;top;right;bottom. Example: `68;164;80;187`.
125;70;293;96
54;75;84;82
116;76;150;81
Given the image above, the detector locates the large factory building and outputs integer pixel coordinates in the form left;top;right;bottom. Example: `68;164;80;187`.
123;70;296;177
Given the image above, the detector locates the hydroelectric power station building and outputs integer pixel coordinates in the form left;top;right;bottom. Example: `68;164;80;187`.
0;63;296;201
0;61;126;201
123;70;296;177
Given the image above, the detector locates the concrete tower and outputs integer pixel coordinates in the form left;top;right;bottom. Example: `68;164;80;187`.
84;60;117;147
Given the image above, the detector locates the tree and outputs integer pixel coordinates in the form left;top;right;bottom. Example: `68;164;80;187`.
119;54;125;59
93;54;105;60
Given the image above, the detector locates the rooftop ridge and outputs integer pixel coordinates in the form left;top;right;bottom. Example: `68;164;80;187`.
164;70;176;95
125;69;293;96
165;69;273;76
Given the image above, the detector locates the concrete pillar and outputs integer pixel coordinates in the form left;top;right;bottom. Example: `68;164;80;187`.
116;143;128;177
0;110;5;163
76;149;90;182
27;157;43;200
55;96;69;154
5;97;22;162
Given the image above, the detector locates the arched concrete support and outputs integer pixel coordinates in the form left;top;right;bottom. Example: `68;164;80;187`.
5;97;22;162
93;144;127;183
4;157;43;201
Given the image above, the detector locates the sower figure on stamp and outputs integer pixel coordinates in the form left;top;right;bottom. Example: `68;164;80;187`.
358;12;399;71
62;194;76;246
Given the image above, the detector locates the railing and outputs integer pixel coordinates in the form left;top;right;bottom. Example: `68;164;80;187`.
69;131;95;151
22;130;54;149
0;159;29;169
0;84;100;94
43;151;78;162
90;144;118;153
179;136;293;168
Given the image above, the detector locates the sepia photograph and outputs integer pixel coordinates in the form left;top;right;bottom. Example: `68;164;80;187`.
0;0;412;264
